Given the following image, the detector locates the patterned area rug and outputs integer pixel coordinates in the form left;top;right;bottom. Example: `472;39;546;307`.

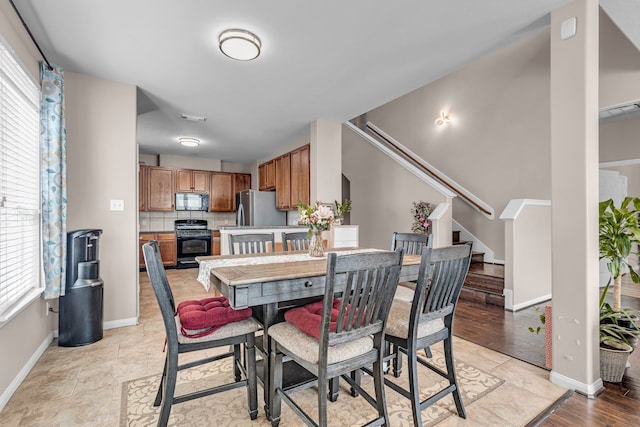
122;350;503;426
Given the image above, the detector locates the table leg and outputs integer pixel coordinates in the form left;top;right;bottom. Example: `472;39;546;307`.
262;302;278;420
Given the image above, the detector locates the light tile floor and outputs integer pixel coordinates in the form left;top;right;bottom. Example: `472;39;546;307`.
0;268;568;426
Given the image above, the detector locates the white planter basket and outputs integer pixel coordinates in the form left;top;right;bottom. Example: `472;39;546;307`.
600;346;632;383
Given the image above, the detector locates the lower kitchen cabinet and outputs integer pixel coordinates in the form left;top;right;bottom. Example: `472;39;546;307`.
139;232;177;268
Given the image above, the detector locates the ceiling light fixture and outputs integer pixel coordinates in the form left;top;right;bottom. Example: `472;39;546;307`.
219;29;261;61
178;137;200;147
435;111;451;126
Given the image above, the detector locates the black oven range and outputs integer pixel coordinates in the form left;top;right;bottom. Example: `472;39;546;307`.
175;219;212;268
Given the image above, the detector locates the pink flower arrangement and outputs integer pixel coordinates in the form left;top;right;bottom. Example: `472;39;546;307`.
297;201;335;231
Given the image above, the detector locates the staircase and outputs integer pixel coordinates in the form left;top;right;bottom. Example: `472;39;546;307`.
452;230;505;308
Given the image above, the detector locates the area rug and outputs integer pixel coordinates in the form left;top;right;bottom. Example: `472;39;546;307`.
121;350;503;426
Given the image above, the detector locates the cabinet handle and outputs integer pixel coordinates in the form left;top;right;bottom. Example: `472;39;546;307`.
304;281;313;288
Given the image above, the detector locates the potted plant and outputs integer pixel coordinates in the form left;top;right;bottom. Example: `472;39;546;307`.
599;283;639;382
334;199;352;225
599;197;640;311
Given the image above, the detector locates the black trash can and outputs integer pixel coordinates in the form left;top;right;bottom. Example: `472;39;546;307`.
58;229;104;347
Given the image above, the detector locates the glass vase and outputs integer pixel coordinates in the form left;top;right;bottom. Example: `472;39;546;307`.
308;229;325;257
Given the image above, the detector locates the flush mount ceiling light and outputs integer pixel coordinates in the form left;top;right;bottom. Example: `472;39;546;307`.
435;111;451;126
178;137;200;147
219;29;261;61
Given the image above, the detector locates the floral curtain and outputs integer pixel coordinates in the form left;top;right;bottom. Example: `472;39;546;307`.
40;63;67;299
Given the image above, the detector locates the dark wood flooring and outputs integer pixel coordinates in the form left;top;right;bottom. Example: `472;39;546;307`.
453;271;640;426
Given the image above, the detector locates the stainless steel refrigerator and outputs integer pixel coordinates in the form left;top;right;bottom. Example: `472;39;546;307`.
236;190;286;226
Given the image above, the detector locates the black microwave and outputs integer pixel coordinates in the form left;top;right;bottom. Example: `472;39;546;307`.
175;193;209;211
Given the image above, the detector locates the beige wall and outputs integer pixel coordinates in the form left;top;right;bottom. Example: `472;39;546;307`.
364;29;552;260
65;72;138;326
342;126;452;250
0;3;54;409
310;119;342;204
600;115;640;163
599;9;640;108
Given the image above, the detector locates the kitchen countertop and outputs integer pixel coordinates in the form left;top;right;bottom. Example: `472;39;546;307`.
219;225;307;230
139;230;176;234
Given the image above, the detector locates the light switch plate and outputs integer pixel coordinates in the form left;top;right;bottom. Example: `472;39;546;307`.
561;17;577;40
110;199;124;211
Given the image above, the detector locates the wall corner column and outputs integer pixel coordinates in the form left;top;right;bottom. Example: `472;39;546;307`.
310;119;342;205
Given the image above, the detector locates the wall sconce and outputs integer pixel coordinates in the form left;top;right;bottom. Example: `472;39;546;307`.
435;111;451;126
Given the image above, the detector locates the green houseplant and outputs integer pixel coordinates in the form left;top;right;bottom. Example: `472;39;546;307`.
599;197;640;311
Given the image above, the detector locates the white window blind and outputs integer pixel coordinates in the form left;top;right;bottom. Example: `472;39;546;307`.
0;40;41;316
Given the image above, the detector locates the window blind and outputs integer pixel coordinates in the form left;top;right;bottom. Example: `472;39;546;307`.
0;40;41;315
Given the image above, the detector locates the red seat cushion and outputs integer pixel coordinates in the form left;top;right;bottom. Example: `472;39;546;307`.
284;298;344;340
176;296;252;338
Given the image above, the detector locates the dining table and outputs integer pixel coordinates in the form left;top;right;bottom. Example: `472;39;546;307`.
195;248;421;418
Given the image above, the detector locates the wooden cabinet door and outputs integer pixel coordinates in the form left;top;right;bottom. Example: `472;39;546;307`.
290;145;310;207
258;163;267;190
176;169;193;192
233;173;251;211
148;167;175;211
275;154;291;210
138;165;147;211
266;160;276;189
210;172;234;212
192;170;209;193
156;232;177;266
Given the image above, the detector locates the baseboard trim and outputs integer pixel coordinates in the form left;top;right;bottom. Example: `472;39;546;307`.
549;370;604;398
512;294;552;312
0;331;54;412
104;317;138;330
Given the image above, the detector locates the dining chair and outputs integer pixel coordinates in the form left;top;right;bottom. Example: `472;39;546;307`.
267;250;404;427
391;231;430;256
383;243;472;427
229;232;275;254
281;231;310;251
142;240;259;427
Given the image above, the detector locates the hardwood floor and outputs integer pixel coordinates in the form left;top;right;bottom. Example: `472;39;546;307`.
453;274;640;426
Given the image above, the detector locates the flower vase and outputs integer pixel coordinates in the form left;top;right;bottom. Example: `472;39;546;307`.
309;230;325;257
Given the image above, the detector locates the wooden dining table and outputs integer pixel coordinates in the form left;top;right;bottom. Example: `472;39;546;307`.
195;248;421;418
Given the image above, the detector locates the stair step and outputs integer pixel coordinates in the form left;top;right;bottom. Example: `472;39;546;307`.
471;251;484;264
459;264;505;308
452;230;461;243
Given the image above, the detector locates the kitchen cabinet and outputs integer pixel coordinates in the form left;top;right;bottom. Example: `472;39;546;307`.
275;153;291;210
233;173;251;210
139;164;148;211
139;232;177;268
212;231;221;256
210;172;234;212
290;144;310;207
147;166;175;211
259;160;276;190
176;169;209;193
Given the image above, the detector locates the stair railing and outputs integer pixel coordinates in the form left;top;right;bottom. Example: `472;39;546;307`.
345;119;494;220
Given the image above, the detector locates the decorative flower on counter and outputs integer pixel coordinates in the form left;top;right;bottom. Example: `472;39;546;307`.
411;200;432;235
297;201;335;232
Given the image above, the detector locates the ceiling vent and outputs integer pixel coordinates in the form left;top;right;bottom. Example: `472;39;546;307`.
599;102;640;120
179;113;207;122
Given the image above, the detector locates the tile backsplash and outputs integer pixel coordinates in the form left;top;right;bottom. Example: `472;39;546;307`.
139;211;236;231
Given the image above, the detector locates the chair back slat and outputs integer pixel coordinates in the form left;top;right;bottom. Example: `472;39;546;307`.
414;243;472;329
391;232;430;255
229;233;275;254
282;231;310;251
322;251;403;349
142;241;179;342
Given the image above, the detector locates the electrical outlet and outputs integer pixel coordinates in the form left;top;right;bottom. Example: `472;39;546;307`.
45;301;50;316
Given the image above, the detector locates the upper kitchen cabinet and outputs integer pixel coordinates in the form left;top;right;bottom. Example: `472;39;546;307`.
290;145;310;207
258;159;276;191
210;172;234;212
176;168;209;193
234;173;251;193
275;153;291;210
139;164;148;211
147;166;175;211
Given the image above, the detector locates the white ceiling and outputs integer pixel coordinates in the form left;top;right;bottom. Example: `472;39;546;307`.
17;0;628;164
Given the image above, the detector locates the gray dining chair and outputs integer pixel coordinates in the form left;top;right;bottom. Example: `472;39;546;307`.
391;231;431;256
142;240;259;427
384;243;472;427
229;233;275;254
281;231;310;251
267;250;404;427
